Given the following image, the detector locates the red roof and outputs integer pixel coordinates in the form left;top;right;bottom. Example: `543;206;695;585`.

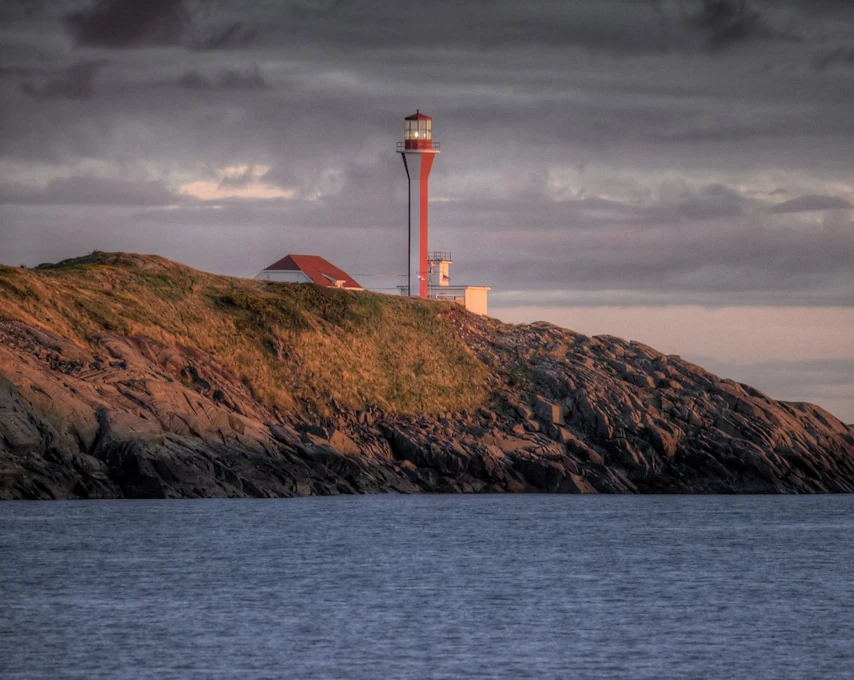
264;254;362;290
405;109;431;120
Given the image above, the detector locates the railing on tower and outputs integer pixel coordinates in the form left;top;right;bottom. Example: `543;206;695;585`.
396;141;440;152
429;285;468;303
428;251;452;262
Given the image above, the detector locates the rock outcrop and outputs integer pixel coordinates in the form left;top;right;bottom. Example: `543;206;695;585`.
1;253;852;499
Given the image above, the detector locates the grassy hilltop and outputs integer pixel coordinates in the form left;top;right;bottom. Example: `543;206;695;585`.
0;252;489;415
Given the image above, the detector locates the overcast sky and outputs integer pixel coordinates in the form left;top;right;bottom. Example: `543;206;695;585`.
1;0;852;420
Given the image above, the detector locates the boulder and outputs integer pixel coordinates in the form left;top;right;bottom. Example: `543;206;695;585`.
516;403;534;420
535;395;564;425
328;430;361;456
0;383;43;454
269;424;301;446
96;409;164;449
558;473;596;494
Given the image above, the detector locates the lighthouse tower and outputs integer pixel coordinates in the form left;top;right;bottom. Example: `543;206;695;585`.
397;110;439;298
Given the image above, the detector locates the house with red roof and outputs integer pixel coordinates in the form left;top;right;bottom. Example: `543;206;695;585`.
256;254;363;290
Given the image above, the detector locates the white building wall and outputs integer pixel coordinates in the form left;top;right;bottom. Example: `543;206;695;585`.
437;260;451;287
430;285;490;316
255;270;312;284
464;287;490;316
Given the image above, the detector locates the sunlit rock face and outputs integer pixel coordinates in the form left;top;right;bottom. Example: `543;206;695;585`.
1;254;853;499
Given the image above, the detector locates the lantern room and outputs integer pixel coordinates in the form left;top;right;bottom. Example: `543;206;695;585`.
403;110;437;150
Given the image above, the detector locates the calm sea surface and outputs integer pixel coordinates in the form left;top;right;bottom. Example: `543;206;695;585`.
2;495;854;679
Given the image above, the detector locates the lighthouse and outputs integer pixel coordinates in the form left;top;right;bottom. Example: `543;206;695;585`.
397;110;439;298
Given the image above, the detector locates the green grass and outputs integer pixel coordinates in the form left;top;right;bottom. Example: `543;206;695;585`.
0;252;490;415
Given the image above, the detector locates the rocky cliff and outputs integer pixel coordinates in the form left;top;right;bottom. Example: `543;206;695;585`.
1;252;852;499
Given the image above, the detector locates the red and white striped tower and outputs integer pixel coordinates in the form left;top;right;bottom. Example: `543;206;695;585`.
397;110;439;298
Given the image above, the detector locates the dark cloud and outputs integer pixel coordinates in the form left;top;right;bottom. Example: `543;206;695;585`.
191;21;258;50
224;0;801;55
64;0;189;49
769;195;853;214
175;65;270;91
0;175;181;206
216;65;270;90
688;0;770;50
248;159;409;229
159;0;789;56
18;60;106;100
668;183;747;220
784;0;854;20
422;184;854;306
174;70;209;90
812;46;854;71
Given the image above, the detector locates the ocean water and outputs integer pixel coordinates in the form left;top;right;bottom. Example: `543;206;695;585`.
2;495;854;679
